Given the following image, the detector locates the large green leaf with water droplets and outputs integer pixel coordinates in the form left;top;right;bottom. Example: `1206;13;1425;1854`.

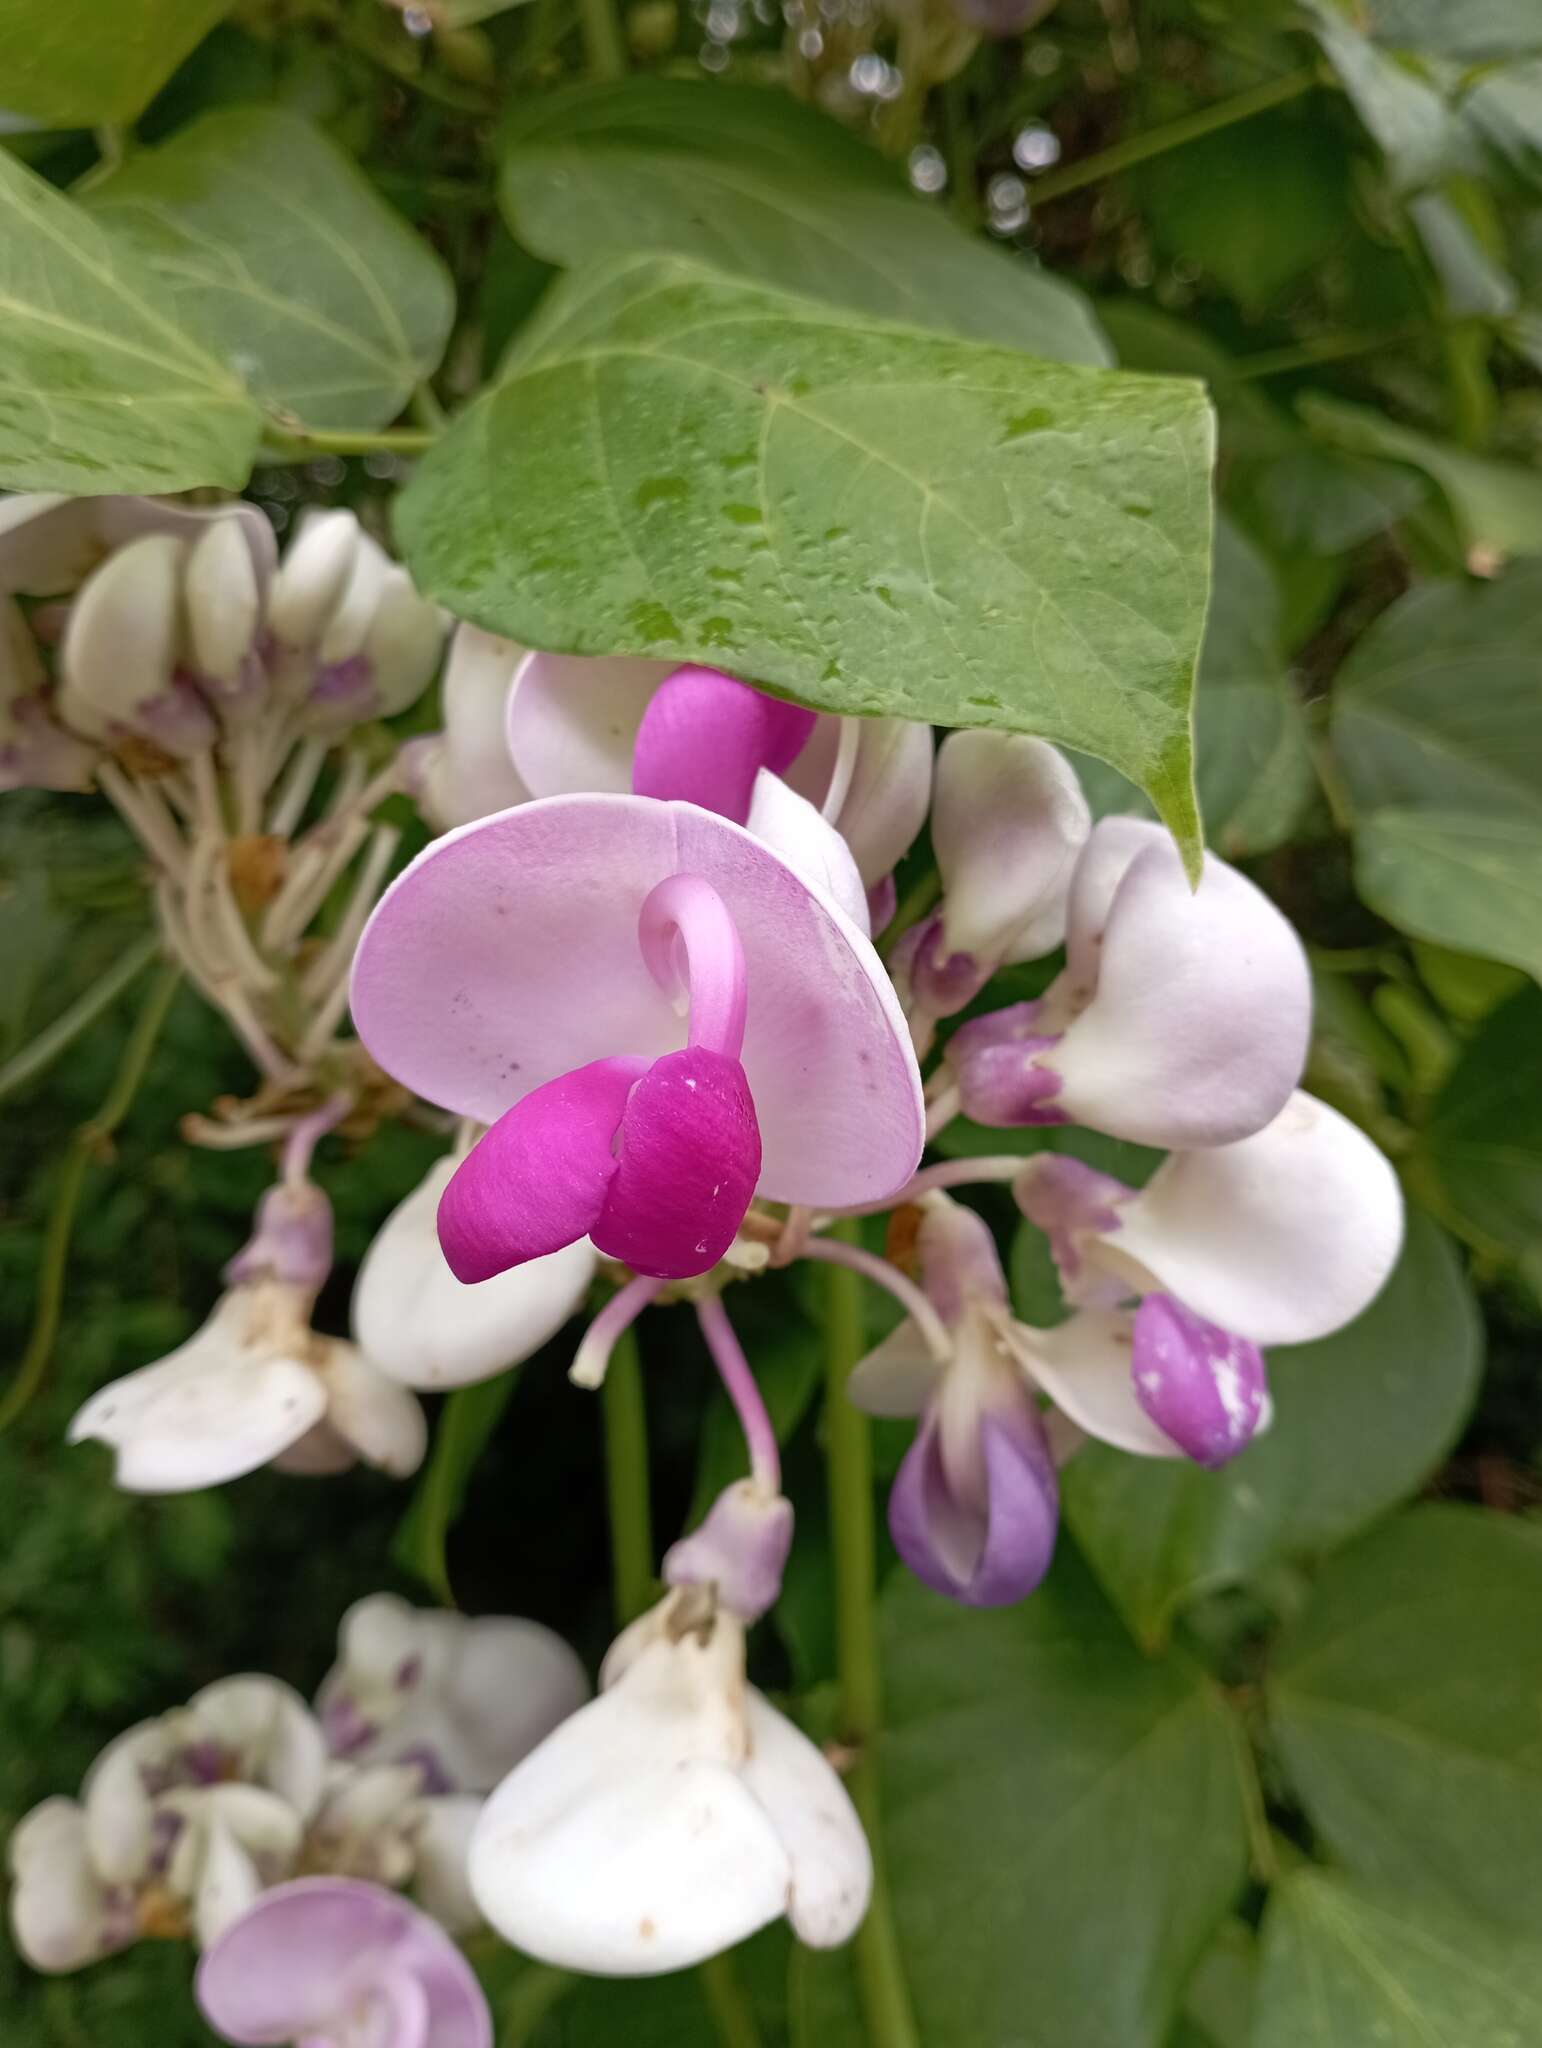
0;148;259;493
87;109;455;431
498;78;1110;367
396;255;1212;865
1253;1871;1542;2048
0;0;232;127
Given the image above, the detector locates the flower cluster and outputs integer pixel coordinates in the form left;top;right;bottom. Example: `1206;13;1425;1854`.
18;499;1406;2015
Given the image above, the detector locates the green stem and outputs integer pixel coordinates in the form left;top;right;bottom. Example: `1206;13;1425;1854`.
1028;65;1319;205
0;932;158;1108
1230;319;1429;381
877;867;940;962
602;1326;654;1625
578;0;627;81
699;1952;763;2048
411;382;450;433
0;961;180;1435
823;1222;921;2048
261;421;438;459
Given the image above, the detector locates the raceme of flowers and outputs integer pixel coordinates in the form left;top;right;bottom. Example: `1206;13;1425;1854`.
7;497;1405;2009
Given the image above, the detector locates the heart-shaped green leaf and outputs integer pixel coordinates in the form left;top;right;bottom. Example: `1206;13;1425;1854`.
395;254;1212;866
0;0;232;127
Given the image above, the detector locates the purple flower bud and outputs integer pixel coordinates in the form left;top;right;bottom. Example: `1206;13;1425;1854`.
946;1001;1067;1125
663;1480;795;1622
1130;1294;1268;1467
224;1182;334;1294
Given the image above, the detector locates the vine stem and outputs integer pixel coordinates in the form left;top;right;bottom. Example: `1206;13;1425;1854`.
602;1326;655;1626
822;1221;922;2048
578;0;627;81
260;422;438;459
0;961;181;1435
1028;65;1319;205
0;932;159;1108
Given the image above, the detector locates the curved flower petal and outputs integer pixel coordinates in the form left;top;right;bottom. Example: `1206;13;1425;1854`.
846;1321;944;1418
739;1691;871;1947
932;732;1089;965
8;1798;127;1974
1050;830;1310;1148
196;1877;491;2048
317;1342;428;1478
409;1796;483;1936
437;1057;647;1283
888;1396;1058;1607
632;664;816;822
506;651;670;796
1105;1092;1405;1346
58;534;217;756
663;1481;795;1624
592;1048;762;1279
915;1192;1009;1323
433;625;530;828
266;509;360;653
1008;1309;1184;1459
190;1677;327;1820
68;1289;328;1493
356;1159;596;1389
828;718;934;886
192;1813;266;1950
0;493;274;600
1060;814;1158;995
1130;1295;1268;1467
80;1724;159;1883
468;1623;789;1975
352;794;924;1210
744;769;869;933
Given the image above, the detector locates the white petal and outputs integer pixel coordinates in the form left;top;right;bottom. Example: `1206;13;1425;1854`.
269;509;360;649
846;1322;943;1418
80;1722;162;1882
190;1676;328;1819
933;732;1089;964
353;1158;595;1389
410;1796;484;1935
57;533;185;740
505;650;670;796
317;528;391;664
184;518;259;686
68;1290;328;1493
837;718;934;886
439;624;530;825
315;1340;428;1477
362;567;446;718
1105;1092;1405;1346
190;1814;264;1950
1061;814;1158;994
1007;1310;1183;1459
745;768;870;933
271;1421;358;1474
469;1614;788;1974
740;1691;871;1949
437;1618;591;1792
1049;833;1311;1147
7;1799;120;1973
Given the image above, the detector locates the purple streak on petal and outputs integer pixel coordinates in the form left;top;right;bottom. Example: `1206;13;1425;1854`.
135;680;218;755
632;665;817;824
947;1002;1068;1127
904;912;991;1018
196;1877;491;2048
888;1398;1058;1608
320;1695;377;1759
1014;1155;1133;1284
389;1744;454;1798
437;1055;648;1283
592;1048;761;1279
1131;1294;1268;1468
308;653;374;709
866;872;897;934
637;873;747;1060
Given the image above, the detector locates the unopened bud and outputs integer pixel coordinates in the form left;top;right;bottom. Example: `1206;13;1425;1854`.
58;535;215;757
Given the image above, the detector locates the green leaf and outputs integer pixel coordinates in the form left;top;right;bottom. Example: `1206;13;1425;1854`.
1070;517;1314;859
1305;1;1466;191
0;147;259;492
1253;1869;1542;2048
522;1929;789;2047
1060;1211;1483;1649
1302;394;1542;557
0;0;232;127
1269;1505;1542;1929
396;254;1213;867
875;1550;1249;2048
87;109;455;431
1362;0;1542;62
392;1375;517;1603
498;78;1109;367
1354;808;1542;979
1419;984;1542;1256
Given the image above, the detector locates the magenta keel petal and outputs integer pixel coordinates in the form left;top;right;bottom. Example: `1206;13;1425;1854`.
1130;1293;1268;1467
592;1048;762;1279
632;665;817;823
438;1057;647;1283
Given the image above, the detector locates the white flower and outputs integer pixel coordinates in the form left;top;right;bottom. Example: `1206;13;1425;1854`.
316;1593;589;1796
468;1588;871;1974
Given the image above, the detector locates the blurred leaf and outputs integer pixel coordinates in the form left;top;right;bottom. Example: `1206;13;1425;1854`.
1059;1211;1482;1648
875;1552;1248;2048
1246;443;1427;554
1418;984;1542;1255
88;108;454;429
393;1375;518;1603
0;147;259;491
1409;189;1517;317
1305;0;1466;191
523;1927;789;2046
1411;940;1526;1021
1253;1869;1542;2048
1302;394;1542;556
1362;0;1542;62
1269;1505;1542;1928
397;254;1213;866
0;0;232;126
1176;1919;1257;2048
1354;808;1542;977
499;78;1110;366
1462;60;1542;196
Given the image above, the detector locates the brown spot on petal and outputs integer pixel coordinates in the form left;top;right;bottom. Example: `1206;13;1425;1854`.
639;1918;657;1940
